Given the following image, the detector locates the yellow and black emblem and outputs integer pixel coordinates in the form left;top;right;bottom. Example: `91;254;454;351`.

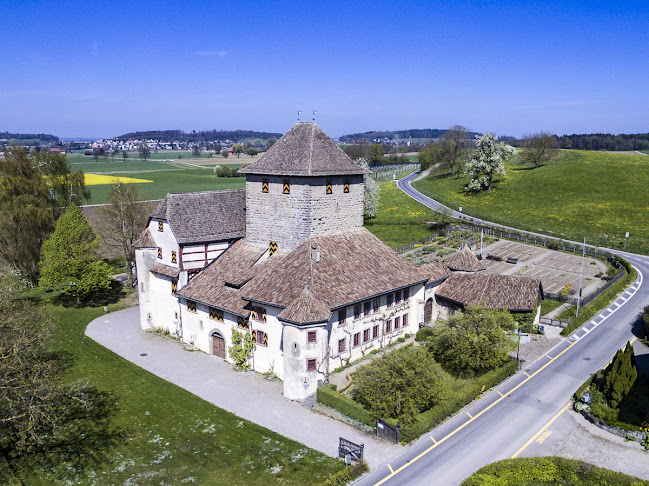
283;179;290;194
262;178;269;193
187;300;196;312
209;307;223;321
343;179;350;193
171;251;177;264
158;221;163;232
157;247;162;259
326;180;332;194
237;316;249;329
171;279;178;295
269;241;278;256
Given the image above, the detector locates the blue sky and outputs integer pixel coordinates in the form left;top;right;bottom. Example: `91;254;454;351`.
2;0;647;138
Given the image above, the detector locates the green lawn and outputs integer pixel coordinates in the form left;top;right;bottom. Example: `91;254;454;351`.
462;457;648;485
540;298;563;316
86;169;245;204
413;150;649;255
69;158;179;173
21;291;343;485
365;179;444;248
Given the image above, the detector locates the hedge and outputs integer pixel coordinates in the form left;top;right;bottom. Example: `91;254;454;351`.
316;384;377;427
320;460;369;486
399;360;518;442
461;457;649;485
561;256;637;337
642;305;649;338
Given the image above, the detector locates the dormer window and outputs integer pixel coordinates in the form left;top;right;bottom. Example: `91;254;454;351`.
158;221;163;232
283;179;290;194
252;306;267;323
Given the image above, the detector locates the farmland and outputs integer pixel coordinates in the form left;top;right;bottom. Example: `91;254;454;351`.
413;150;649;255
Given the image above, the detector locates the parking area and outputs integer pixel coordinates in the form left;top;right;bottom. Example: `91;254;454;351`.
480;240;608;297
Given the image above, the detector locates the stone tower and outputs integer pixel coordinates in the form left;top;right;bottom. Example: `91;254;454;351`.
239;122;367;253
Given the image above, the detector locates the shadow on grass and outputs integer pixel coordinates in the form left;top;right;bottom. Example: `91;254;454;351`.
52;280;125;308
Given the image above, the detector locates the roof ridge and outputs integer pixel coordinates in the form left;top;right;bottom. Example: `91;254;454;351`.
307;122;315;175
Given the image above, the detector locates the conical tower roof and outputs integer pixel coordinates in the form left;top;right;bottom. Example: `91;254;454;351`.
446;247;486;272
239;122;367;177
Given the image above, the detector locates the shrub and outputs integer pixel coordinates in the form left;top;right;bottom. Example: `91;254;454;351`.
321;460;369;486
316;384;376;426
643;305;649;338
416;327;435;342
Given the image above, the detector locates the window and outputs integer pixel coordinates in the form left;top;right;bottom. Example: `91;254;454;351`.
338;338;346;354
254;329;268;347
157;247;162;259
307;330;317;343
395;289;402;303
171;279;178;295
402;314;408;328
354;304;361;320
252;306;267;323
326;180;333;194
364;301;371;316
343;179;350;193
209;307;223;321
353;333;361;347
283;179;290;194
363;329;370;343
338;308;347;324
187;300;197;313
158;221;163;232
373;325;379;339
171;251;177;264
385;319;392;333
403;287;410;299
307;358;317;371
373;298;380;312
387;293;393;307
394;316;401;329
262;178;269;193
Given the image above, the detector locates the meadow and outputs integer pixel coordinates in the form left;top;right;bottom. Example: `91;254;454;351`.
17;290;343;485
413;150;649;255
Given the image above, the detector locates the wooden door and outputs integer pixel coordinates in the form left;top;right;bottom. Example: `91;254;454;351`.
424;299;433;325
212;334;225;359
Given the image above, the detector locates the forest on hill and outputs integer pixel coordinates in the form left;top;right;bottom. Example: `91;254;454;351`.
340;128;455;142
114;129;282;142
0;131;59;142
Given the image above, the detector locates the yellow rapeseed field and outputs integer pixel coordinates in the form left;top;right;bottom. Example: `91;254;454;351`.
84;174;153;185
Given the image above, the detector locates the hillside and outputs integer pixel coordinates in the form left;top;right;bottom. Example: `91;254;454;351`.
339;128;480;143
412;149;649;255
0;131;59;143
114;129;282;143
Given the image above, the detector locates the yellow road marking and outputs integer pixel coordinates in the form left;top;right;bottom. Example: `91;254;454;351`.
630;336;637;345
511;402;571;458
536;429;552;444
466;412;473;419
498;391;504;397
523;372;530;377
430;436;437;444
388;465;394;473
373;340;579;486
546;355;553;360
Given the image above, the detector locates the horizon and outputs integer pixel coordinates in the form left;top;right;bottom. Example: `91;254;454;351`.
2;0;647;139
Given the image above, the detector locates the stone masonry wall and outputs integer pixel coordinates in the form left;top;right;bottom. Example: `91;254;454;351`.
245;175;364;251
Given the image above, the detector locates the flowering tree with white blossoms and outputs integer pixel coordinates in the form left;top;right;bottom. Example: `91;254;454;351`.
355;157;380;218
464;134;515;192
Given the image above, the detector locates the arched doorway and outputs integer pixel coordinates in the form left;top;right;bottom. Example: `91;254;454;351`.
211;331;226;359
424;299;434;325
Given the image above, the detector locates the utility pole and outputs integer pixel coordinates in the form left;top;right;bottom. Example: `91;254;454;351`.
576;237;586;318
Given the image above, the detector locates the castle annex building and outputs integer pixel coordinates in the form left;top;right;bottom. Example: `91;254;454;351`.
134;122;542;400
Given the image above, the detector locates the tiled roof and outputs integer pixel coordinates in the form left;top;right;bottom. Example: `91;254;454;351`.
134;228;156;248
419;261;451;282
277;287;332;324
239;122;368;177
242;228;426;311
446;247;486;272
176;240;267;317
149;189;245;244
150;263;180;278
435;273;542;312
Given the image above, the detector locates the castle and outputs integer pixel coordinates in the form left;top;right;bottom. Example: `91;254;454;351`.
134;122;542;400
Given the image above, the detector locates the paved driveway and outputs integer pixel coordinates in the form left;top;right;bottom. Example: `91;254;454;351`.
86;307;401;469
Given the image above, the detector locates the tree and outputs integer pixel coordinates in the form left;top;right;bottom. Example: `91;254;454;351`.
0;268;122;482
192;145;202;157
228;329;254;369
122;150;128;162
355;158;380;218
138;142;150;161
521;131;558;168
428;305;516;374
464;134;515;192
0;148;89;281
266;138;276;149
231;144;244;158
245;147;259;157
603;342;637;408
214;143;222;154
111;147;119;161
368;144;384;166
221;149;229;158
351;346;447;423
439;125;470;177
100;182;149;287
39;206;112;304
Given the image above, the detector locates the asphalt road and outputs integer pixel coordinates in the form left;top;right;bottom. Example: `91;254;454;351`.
355;173;649;486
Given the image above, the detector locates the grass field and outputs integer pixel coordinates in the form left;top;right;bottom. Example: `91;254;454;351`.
413;150;649;255
18;290;343;485
365;178;442;248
